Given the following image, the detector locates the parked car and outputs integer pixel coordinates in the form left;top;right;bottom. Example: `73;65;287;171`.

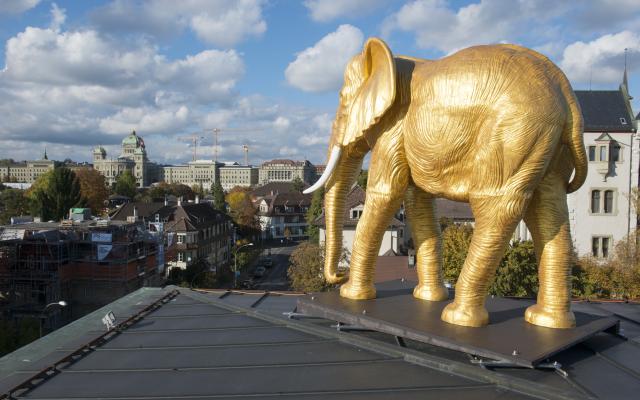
263;258;273;268
240;279;256;289
253;266;266;278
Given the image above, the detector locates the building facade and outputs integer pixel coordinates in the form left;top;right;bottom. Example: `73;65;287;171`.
160;160;220;189
218;163;259;191
259;159;316;185
0;151;54;183
257;191;312;240
93;131;159;187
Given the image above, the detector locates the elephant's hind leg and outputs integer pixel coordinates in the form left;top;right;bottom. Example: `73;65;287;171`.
405;185;448;301
523;175;575;329
441;195;528;327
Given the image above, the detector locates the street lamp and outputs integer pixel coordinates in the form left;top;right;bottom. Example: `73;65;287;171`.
40;301;67;337
233;243;254;289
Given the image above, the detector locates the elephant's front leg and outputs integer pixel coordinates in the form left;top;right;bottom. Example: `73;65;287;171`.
340;129;409;300
405;186;448;301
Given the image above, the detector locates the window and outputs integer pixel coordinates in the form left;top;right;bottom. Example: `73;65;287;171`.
177;235;184;244
620;117;627;125
592;236;611;258
351;209;363;219
604;190;614;213
178;252;184;262
591;189;616;214
599;146;607;162
591;190;600;213
588;146;596;161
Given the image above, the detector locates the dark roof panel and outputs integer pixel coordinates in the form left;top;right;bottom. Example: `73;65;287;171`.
574;89;635;132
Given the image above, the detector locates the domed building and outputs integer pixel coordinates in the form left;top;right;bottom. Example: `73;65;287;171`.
92;131;159;188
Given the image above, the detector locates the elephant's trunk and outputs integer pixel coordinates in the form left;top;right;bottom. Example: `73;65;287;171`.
323;150;363;284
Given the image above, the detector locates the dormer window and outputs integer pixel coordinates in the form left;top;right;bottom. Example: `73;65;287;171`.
351;210;363;219
620;117;627;125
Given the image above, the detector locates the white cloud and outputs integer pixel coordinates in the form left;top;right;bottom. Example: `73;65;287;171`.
91;0;266;47
50;3;66;31
99;106;190;135
0;0;40;14
560;31;640;84
273;116;291;131
304;0;385;22
285;24;363;92
381;0;569;54
279;146;300;156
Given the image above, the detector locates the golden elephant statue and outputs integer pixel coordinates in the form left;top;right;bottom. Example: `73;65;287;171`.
304;37;587;329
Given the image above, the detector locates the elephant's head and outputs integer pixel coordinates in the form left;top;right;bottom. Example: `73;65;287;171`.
304;38;397;283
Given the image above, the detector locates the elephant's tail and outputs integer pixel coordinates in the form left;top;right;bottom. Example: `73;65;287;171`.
562;81;587;194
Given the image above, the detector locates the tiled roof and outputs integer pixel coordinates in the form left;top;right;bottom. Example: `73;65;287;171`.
574;89;635;132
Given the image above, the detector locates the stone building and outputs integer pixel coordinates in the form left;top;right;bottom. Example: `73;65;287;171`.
218;162;259;191
259;159;316;185
92;131;159;187
0;150;54;183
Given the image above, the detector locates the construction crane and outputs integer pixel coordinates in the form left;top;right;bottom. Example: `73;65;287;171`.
242;144;249;166
204;127;264;162
177;133;205;161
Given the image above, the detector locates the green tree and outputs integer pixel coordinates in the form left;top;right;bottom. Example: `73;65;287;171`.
211;181;226;212
292;176;305;192
226;187;258;233
306;187;324;244
442;223;473;285
357;169;368;189
490;240;539;297
0;189;30;224
115;170;137;199
34;167;83;221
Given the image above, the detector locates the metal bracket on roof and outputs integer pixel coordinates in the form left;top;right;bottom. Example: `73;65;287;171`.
331;322;374;332
282;311;323;320
469;356;568;377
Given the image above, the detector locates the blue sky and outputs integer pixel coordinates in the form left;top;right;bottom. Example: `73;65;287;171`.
0;0;639;166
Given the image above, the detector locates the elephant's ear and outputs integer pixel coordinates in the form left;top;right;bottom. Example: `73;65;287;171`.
341;38;396;147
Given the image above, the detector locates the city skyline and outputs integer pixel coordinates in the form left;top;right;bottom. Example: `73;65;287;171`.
0;0;639;165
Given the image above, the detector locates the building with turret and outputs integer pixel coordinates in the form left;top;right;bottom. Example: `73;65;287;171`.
92;131;159;187
0;150;54;183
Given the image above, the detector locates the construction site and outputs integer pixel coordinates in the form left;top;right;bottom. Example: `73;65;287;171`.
0;217;163;342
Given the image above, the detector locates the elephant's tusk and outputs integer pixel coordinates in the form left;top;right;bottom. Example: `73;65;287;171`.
303;145;341;194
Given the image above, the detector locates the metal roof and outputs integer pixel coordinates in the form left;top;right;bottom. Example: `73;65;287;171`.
2;284;640;399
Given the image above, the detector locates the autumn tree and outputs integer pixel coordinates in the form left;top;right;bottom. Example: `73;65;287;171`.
288;242;349;292
225;187;258;235
115;170;137;199
75;168;109;215
0;189;30;224
211;181;226;212
306;187;324;244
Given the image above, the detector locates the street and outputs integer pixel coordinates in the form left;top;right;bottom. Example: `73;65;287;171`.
245;243;295;291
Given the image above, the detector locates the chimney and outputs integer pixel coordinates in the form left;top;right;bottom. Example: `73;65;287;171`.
133;206;138;219
177;197;182;206
195;195;200;204
164;195;168;206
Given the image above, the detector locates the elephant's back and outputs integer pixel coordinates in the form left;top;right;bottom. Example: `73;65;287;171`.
405;45;569;200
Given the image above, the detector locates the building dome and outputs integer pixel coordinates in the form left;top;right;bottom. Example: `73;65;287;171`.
122;130;145;148
93;146;106;155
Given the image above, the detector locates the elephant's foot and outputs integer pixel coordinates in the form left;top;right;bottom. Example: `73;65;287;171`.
525;304;575;329
441;302;489;327
340;281;376;300
413;283;448;302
